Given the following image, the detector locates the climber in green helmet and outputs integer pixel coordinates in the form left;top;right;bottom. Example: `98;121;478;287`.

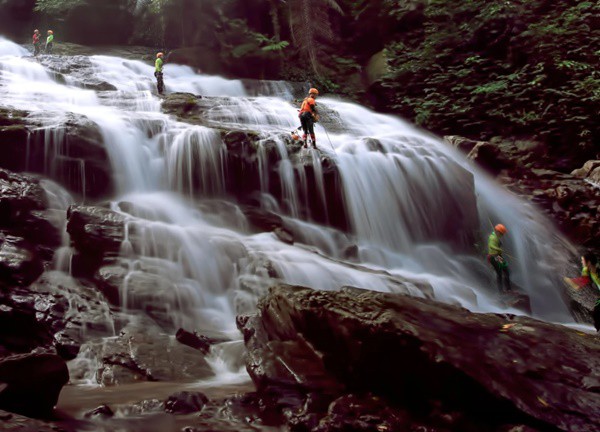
487;223;512;293
155;52;165;95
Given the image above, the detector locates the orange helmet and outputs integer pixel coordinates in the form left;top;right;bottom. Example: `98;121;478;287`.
157;52;164;58
495;224;507;234
309;88;319;96
48;30;53;34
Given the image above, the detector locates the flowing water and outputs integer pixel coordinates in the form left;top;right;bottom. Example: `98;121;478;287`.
0;37;580;398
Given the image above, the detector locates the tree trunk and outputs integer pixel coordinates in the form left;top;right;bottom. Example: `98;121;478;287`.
269;0;281;42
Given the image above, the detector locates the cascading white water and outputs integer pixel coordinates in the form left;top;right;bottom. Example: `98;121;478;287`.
0;36;579;385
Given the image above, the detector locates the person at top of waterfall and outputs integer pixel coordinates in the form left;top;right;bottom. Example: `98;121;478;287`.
45;30;54;54
155;52;165;95
32;29;41;56
487;224;512;293
564;252;600;331
298;88;320;149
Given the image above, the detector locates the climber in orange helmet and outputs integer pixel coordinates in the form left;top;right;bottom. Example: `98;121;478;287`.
298;88;319;149
487;223;512;293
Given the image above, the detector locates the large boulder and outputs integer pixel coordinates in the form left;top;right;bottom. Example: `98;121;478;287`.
0;271;114;358
0;353;69;418
90;321;213;386
238;285;600;432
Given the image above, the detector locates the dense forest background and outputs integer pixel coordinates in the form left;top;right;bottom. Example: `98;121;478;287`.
1;0;598;169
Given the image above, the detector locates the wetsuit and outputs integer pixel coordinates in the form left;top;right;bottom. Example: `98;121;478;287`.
487;231;511;293
32;33;41;56
299;96;317;148
45;34;54;54
155;57;164;95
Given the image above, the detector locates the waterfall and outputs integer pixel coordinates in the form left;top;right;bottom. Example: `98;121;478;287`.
0;36;577;385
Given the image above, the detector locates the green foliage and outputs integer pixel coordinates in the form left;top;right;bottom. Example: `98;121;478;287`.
381;0;600;162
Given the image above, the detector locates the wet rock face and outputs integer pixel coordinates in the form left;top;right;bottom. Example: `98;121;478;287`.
0;169;64;287
37;55;117;91
0;109;114;199
66;205;126;275
161;93;350;231
0;271;114;359
238;285;600;432
445;136;600;250
0;353;69;418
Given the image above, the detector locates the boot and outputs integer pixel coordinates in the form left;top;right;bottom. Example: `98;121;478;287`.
302;134;308;148
311;135;317;149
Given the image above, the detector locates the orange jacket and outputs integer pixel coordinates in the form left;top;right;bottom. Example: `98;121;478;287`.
299;97;317;116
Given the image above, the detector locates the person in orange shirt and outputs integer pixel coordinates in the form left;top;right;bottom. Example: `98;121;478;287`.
298;88;319;149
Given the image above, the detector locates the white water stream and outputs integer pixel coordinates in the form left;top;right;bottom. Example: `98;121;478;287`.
0;37;578;386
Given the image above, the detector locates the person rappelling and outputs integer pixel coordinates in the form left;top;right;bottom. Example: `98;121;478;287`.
32;29;41;56
487;224;512;293
155;52;165;95
564;252;600;331
45;30;54;54
298;88;320;149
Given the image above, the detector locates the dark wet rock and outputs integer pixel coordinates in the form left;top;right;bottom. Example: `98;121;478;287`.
0;353;69;418
241;206;285;233
0;169;61;248
0;409;72;431
161;93;205;124
241;206;294;243
93;264;128;305
0;271;113;358
0;299;53;353
342;244;359;261
239;285;600;432
83;404;114;419
122;398;164;416
0;235;44;287
94;322;213;385
466;141;514;175
309;394;412;432
175;329;213;355
67;205;126;275
164;391;208;414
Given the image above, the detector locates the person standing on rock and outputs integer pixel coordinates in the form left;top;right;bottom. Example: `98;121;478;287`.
564;253;600;331
32;29;41;56
45;30;54;54
487;224;512;293
298;88;319;149
155;52;165;95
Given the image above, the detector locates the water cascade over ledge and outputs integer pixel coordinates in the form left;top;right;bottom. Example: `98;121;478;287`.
0;36;578;387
